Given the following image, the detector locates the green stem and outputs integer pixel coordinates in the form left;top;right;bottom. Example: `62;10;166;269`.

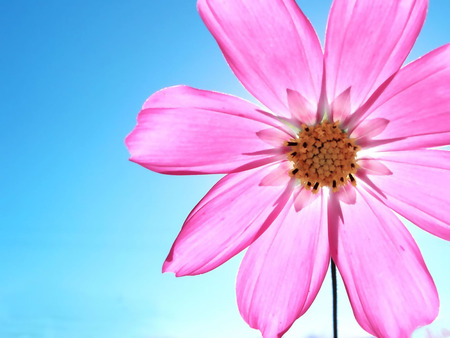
331;259;338;338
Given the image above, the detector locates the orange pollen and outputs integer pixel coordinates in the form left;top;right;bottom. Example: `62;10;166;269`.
285;120;361;194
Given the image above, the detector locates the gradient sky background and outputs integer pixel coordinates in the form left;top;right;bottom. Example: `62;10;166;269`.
1;1;449;337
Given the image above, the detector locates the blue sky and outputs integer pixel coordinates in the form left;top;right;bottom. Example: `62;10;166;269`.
1;1;449;337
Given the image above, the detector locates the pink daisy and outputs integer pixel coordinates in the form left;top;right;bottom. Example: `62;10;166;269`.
126;0;450;337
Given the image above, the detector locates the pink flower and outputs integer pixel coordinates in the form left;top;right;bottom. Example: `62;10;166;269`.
126;0;449;337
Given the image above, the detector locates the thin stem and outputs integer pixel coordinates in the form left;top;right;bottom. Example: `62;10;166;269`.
331;259;338;338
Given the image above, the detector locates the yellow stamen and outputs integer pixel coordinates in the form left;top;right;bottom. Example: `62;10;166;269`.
284;121;360;193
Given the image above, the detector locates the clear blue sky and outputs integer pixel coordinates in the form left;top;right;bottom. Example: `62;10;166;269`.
1;1;449;337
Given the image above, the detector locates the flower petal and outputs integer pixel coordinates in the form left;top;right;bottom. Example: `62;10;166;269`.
237;192;329;337
260;161;292;187
163;163;293;276
335;182;357;204
293;186;319;212
350;118;389;140
126;86;293;174
328;188;439;338
198;0;323;118
330;87;352;124
358;150;450;240
351;44;450;151
286;89;318;125
358;158;393;176
325;0;428;113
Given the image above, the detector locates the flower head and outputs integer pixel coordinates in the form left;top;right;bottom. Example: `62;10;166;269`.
126;0;450;337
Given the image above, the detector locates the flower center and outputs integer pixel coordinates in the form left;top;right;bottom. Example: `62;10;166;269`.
285;121;360;193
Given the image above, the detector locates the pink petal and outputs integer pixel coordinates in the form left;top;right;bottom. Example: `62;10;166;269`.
257;128;293;148
325;0;428;113
357;158;393;176
237;192;329;338
334;182;356;205
352;44;450;151
328;188;439;338
293;186;319;212
350;118;389;140
126;86;293;175
260;161;292;187
198;0;323;119
330;87;351;124
358;150;450;240
163;163;293;276
286;89;317;125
